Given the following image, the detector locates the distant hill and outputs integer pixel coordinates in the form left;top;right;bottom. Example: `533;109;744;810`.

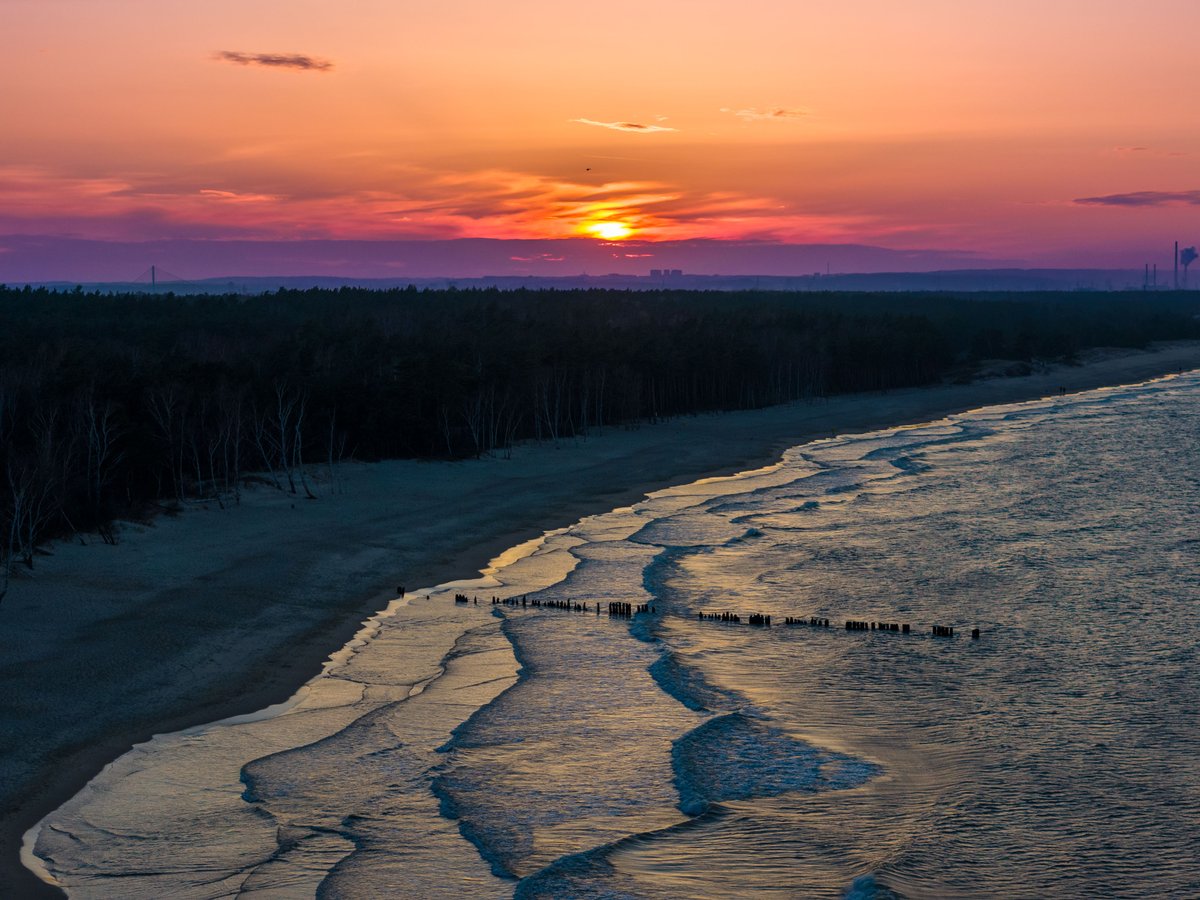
0;235;1016;285
17;268;1171;294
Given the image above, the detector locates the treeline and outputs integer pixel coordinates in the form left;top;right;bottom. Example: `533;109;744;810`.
3;285;1199;598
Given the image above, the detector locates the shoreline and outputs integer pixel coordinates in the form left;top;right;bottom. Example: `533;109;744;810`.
6;342;1200;897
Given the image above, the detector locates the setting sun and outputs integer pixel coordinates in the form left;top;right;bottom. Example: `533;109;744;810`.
586;221;634;240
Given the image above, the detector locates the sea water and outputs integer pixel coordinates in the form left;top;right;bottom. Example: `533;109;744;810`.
30;373;1200;898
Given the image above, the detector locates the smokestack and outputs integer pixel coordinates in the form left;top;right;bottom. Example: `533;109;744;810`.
1154;263;1158;288
1176;242;1180;290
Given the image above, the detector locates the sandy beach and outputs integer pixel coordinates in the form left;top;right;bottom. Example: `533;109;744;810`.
6;341;1200;898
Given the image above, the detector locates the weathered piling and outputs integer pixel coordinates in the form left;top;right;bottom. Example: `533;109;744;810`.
507;594;972;651
843;619;912;634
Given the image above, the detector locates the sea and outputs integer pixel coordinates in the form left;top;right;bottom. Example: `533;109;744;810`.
27;372;1200;898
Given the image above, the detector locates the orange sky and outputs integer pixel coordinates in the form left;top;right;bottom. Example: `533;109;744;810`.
3;0;1199;267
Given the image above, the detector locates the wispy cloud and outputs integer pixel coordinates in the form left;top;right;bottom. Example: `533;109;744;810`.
1109;146;1191;159
199;189;277;203
571;118;676;133
215;51;333;72
722;106;808;122
510;253;565;262
1075;190;1200;207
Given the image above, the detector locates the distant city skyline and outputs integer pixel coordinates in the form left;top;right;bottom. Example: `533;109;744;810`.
3;0;1200;277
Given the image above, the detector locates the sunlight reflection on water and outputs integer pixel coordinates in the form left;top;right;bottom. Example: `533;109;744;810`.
33;373;1200;899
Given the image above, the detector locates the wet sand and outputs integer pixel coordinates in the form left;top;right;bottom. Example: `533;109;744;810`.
6;341;1200;898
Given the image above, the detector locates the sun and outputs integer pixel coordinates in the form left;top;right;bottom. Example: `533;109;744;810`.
585;220;634;240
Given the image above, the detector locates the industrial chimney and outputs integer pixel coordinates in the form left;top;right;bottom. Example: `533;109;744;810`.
1182;247;1198;289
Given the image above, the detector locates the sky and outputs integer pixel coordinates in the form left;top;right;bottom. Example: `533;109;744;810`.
2;0;1199;279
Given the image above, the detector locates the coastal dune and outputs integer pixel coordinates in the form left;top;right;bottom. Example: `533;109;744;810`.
5;342;1200;897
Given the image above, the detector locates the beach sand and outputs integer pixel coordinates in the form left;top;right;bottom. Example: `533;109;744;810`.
5;341;1200;898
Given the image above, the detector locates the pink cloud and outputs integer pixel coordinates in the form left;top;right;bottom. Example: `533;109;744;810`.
571;118;676;133
0;163;886;246
722;106;808;122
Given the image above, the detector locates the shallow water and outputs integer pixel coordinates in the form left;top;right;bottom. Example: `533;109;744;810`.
32;373;1200;898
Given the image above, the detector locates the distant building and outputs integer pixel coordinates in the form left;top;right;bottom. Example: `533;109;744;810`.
669;269;683;277
650;269;663;277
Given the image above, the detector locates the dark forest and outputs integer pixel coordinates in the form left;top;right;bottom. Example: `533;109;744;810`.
2;286;1198;598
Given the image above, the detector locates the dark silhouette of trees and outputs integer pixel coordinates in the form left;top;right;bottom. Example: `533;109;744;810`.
1;283;1198;595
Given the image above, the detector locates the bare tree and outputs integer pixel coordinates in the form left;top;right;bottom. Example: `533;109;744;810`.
5;454;53;570
498;387;522;459
533;372;564;444
291;391;316;499
326;409;348;494
594;366;607;434
146;385;186;501
274;382;299;494
1;469;19;603
187;396;209;501
79;387;124;543
438;404;454;456
16;410;69;568
462;386;488;458
218;387;244;504
249;397;283;490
